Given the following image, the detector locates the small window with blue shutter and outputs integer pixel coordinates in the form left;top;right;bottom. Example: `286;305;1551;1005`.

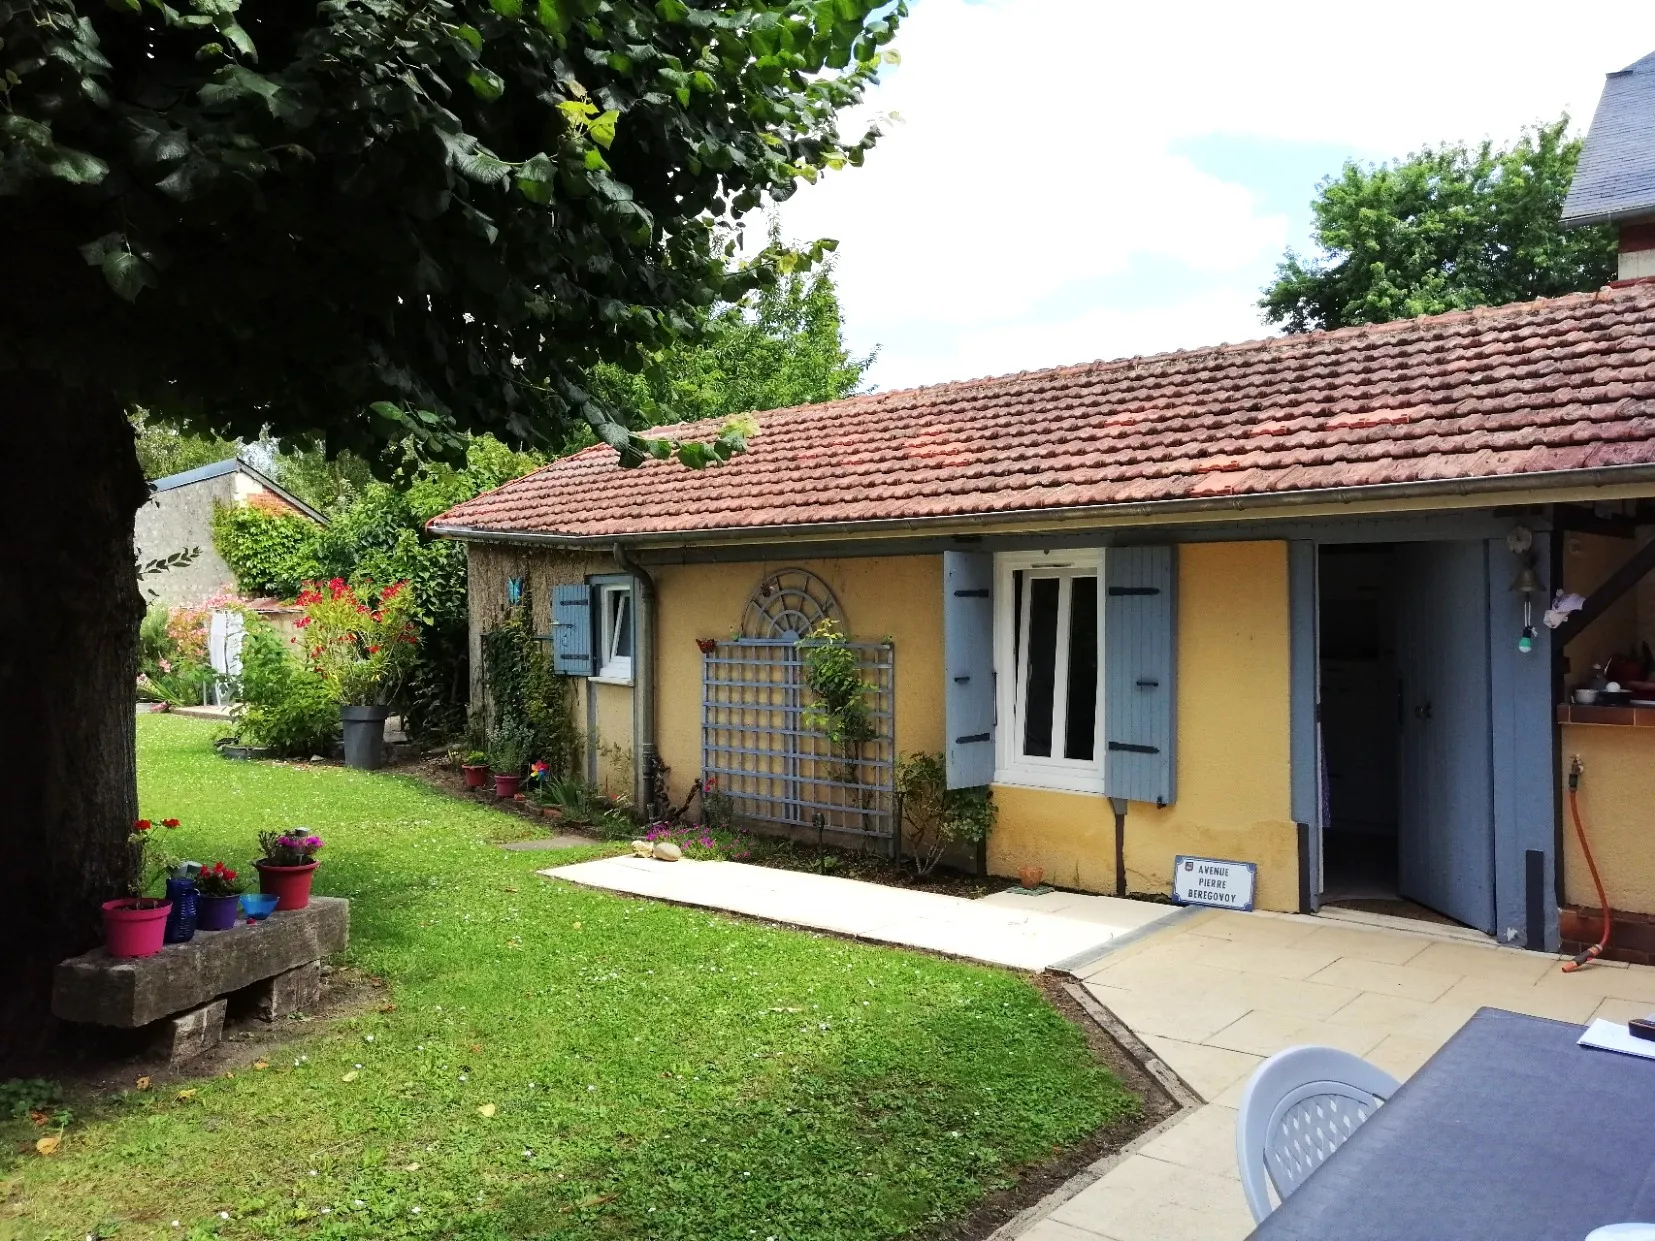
550;583;595;676
506;576;525;607
943;551;995;789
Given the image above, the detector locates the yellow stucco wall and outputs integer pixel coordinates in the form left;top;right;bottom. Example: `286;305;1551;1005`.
652;556;945;807
1560;724;1655;914
986;541;1299;910
650;542;1299;910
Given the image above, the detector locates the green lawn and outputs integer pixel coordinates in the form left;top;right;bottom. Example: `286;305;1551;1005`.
3;717;1135;1241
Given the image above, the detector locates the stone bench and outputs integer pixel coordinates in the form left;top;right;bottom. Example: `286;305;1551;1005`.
53;897;349;1063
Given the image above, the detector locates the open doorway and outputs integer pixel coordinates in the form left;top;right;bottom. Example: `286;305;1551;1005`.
1318;545;1404;909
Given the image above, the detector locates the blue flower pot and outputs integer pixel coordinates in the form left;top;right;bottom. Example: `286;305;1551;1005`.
162;877;198;944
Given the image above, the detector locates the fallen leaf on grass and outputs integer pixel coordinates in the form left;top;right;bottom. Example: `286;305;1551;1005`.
34;1136;60;1156
341;1071;359;1082
135;1076;152;1091
378;1003;398;1014
176;1089;197;1101
404;1162;421;1172
503;886;518;893
252;1060;269;1071
560;1193;617;1213
477;1103;496;1117
469;1044;483;1054
28;1110;48;1127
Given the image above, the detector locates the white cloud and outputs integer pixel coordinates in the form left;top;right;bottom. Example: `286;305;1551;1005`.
773;0;1655;391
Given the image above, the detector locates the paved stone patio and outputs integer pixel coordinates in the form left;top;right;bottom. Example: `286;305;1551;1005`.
541;855;1179;970
1012;907;1655;1241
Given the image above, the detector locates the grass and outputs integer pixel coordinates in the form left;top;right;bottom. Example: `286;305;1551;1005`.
2;717;1137;1241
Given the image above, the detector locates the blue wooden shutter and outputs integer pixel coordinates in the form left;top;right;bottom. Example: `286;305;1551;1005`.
943;550;995;789
1104;546;1177;806
551;583;595;676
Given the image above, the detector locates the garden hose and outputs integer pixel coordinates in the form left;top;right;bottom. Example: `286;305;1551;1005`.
1562;756;1611;973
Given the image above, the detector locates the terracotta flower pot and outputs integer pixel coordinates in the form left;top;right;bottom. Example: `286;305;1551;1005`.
102;897;172;958
256;860;319;911
494;773;522;799
461;764;489;789
1018;865;1044;890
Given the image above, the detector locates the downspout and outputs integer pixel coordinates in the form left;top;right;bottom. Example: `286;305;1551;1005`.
613;543;657;819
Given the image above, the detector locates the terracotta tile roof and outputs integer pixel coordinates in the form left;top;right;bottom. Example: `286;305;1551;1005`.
431;283;1655;542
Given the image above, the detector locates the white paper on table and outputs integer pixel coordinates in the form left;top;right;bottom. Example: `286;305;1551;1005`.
1578;1018;1655;1060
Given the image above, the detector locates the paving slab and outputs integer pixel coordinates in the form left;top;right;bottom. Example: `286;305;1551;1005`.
1007;906;1655;1241
540;856;1179;971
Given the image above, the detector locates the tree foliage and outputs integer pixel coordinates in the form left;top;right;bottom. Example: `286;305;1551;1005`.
1260;119;1618;333
212;437;542;737
588;223;872;431
1;0;902;467
130;408;240;481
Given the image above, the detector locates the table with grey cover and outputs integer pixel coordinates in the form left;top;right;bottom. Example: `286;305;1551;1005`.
1249;1007;1655;1240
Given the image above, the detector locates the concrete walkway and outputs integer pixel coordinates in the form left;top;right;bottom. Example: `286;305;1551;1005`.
1011;907;1655;1241
540;855;1179;971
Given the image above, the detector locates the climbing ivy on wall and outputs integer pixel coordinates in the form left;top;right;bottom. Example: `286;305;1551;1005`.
480;591;581;780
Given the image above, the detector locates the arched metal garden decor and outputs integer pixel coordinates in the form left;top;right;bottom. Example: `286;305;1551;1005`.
740;568;843;641
704;568;895;854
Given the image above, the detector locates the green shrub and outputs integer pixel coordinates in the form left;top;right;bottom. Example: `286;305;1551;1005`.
230;621;339;756
211;503;324;598
895;752;997;877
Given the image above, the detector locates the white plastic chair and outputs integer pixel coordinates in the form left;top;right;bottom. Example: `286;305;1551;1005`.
1234;1045;1399;1223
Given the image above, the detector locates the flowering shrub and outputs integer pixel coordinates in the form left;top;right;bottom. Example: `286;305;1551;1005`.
195;862;245;898
127;817;181;896
258;830;324;867
295;578;418;706
642;821;755;861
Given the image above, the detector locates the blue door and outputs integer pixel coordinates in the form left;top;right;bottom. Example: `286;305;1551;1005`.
1395;540;1495;933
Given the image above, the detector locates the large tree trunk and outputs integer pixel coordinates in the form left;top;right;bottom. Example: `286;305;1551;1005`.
0;375;148;1064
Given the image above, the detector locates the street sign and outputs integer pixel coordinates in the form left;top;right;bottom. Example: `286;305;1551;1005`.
1172;855;1257;911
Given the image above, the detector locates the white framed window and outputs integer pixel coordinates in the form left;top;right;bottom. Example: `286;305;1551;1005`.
595;583;634;682
994;550;1104;794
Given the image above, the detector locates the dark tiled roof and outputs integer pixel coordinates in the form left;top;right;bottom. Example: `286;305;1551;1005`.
1563;50;1655;227
430;283;1655;543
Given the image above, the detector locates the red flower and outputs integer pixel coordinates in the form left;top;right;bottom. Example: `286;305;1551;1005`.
368;644;380;654
133;819;152;832
371;611;383;623
295;616;311;629
161;818;180;828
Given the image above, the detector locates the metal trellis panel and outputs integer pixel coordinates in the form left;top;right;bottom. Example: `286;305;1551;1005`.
701;638;895;850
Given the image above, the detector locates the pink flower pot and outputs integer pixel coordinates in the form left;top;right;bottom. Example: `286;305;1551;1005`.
494;773;521;799
462;764;489;789
102;898;172;958
256;861;318;911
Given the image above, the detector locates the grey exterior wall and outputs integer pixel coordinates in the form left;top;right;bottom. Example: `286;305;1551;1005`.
134;472;242;608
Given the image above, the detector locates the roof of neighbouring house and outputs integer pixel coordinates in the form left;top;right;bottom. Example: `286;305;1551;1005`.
1563;50;1655;227
149;457;327;524
429;282;1655;545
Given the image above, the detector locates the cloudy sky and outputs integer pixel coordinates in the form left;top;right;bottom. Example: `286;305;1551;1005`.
772;0;1655;393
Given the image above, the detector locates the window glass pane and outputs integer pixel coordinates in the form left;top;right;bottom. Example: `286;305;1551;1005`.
1022;577;1059;757
1064;576;1098;760
611;592;632;659
1011;570;1024;673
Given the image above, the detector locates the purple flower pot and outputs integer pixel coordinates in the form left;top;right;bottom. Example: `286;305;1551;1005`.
197;894;241;931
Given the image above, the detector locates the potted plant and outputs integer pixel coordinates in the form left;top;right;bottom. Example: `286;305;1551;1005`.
102;817;180;958
461;750;489;789
295;578;418;770
196;861;246;930
488;725;533;799
255;829;324;910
